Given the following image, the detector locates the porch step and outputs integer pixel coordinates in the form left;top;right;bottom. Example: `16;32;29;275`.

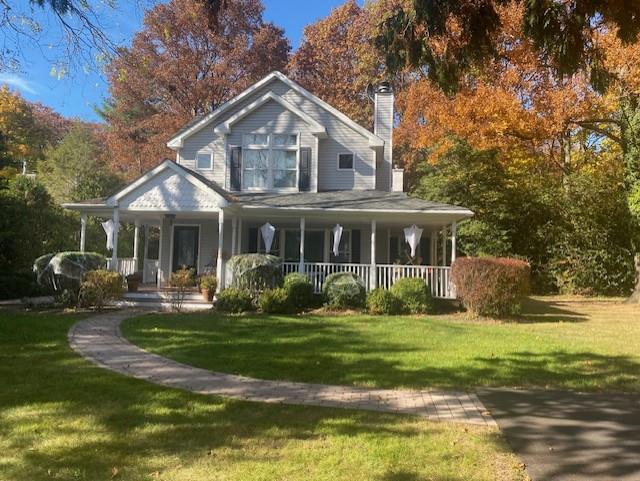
123;290;205;302
111;299;213;311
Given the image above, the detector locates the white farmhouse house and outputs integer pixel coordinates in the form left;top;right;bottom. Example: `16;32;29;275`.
63;72;472;298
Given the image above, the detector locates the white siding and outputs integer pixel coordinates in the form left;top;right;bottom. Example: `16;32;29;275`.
177;77;377;192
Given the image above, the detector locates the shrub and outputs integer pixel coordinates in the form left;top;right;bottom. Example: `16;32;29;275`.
258;288;292;314
283;272;314;311
228;254;283;298
451;257;530;317
0;272;44;300
216;288;254;313
390;278;435;314
322;272;366;309
199;274;218;291
33;251;106;304
366;288;403;315
169;268;196;312
78;269;123;310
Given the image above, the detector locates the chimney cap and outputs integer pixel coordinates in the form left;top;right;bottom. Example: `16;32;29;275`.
376;81;393;94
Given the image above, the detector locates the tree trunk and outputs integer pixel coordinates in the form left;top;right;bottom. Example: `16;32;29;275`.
628;255;640;303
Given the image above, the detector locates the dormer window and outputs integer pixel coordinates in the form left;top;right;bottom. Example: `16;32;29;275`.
242;133;298;190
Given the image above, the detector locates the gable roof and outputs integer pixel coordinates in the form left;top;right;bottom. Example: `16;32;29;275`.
214;91;328;138
108;160;231;207
167;71;384;149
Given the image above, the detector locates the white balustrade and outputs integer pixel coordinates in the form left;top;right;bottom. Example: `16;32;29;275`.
280;262;454;299
106;258;137;278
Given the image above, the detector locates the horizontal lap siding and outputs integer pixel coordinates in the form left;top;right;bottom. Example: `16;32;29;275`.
177;78;376;192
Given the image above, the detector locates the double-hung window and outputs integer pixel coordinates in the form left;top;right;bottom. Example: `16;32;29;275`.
243;133;298;190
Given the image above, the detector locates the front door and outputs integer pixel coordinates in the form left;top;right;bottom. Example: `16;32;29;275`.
172;226;199;272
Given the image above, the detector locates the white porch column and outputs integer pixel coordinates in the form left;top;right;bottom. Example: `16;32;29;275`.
299;217;305;273
133;219;140;271
370;219;377;289
441;225;447;266
111;208;119;271
236;217;243;254
216;209;225;291
450;222;457;265
79;213;87;252
231;217;237;256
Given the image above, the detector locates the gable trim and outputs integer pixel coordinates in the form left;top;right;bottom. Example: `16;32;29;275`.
167;71;384;149
213;91;328;138
107;160;228;208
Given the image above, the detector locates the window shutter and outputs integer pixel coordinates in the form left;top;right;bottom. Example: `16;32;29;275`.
248;227;258;253
230;147;242;191
390;236;399;263
420;238;430;265
299;147;311;191
351;229;360;263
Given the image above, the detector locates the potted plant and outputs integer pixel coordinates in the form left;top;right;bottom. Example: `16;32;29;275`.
199;274;217;302
126;272;142;292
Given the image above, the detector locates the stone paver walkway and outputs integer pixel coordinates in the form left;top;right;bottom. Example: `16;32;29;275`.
69;310;496;427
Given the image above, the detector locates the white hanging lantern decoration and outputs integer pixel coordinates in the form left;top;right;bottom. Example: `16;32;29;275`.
102;219;115;251
332;224;343;257
403;224;423;258
260;222;276;253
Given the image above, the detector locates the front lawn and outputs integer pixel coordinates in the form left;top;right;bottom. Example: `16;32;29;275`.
0;309;525;481
123;297;640;392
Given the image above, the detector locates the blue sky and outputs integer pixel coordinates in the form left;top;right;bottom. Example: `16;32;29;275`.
4;0;356;122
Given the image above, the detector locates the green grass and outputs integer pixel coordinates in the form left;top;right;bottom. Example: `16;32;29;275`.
123;297;640;393
0;309;526;481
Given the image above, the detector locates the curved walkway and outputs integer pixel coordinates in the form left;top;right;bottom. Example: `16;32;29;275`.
68;310;496;427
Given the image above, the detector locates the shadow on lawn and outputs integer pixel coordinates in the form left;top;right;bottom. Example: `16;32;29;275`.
1;312;505;481
516;298;589;323
124;313;640;392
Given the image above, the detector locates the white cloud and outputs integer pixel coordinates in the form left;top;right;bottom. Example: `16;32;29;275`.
0;73;40;95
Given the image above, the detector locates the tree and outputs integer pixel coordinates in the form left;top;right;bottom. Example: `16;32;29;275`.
38;124;122;204
0;176;76;273
288;0;383;127
376;0;640;93
103;0;290;177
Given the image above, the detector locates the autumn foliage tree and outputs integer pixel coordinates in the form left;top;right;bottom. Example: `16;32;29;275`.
288;0;385;128
104;0;290;177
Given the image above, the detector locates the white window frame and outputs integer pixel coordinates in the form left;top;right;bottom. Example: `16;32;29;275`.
195;151;213;171
242;133;299;192
337;152;355;171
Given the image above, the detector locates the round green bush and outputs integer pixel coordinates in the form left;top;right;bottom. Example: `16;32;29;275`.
283;272;314;311
216;288;254;313
258;288;292;314
322;272;366;309
366;288;403;315
390;278;435;314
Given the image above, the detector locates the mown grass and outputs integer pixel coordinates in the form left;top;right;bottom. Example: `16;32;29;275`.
123;297;640;392
0;308;526;481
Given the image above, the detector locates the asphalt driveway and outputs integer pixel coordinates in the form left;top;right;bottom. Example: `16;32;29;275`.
478;389;640;481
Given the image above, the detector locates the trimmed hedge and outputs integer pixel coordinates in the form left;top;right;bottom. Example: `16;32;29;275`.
366;288;403;315
216;288;254;313
78;269;123;310
228;254;283;298
0;272;43;300
322;272;366;309
390;278;435;314
451;257;530;317
283;272;314;311
258;288;293;314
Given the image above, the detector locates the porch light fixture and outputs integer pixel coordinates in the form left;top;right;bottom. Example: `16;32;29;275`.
260;222;276;254
102;219;115;251
403;224;423;258
332;224;343;257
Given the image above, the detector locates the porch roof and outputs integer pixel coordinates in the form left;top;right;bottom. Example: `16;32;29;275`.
234;191;473;217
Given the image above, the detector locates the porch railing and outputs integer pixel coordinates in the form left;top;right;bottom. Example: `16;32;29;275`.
281;262;454;299
106;258;137;278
